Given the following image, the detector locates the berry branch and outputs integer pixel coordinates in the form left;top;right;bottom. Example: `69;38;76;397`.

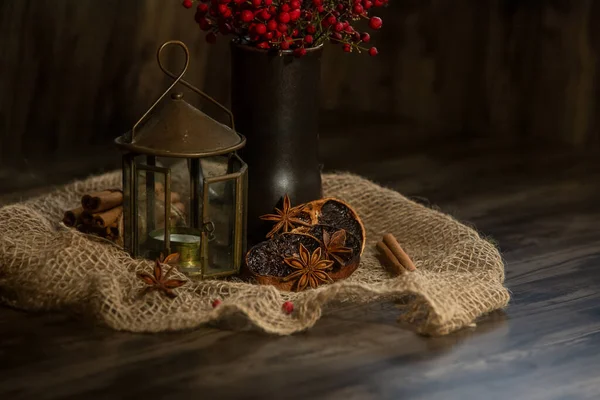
182;0;386;56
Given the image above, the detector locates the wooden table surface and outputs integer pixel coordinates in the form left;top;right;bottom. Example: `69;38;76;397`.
1;130;600;399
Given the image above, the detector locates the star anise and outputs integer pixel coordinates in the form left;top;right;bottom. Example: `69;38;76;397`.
283;244;334;291
137;253;186;298
322;229;352;266
260;194;311;238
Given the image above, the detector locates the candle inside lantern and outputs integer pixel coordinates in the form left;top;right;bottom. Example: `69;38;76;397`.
148;227;203;274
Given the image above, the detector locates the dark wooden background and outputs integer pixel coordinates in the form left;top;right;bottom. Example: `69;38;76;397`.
1;0;600;191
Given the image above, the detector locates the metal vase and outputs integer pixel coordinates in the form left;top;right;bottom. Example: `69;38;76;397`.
231;42;323;244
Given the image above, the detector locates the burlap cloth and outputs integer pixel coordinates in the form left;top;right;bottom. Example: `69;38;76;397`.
0;172;509;336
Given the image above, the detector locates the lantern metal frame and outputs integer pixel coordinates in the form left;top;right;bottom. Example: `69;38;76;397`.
116;40;247;279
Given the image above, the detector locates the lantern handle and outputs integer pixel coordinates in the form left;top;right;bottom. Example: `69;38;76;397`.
131;40;236;141
158;40;236;131
131;41;189;141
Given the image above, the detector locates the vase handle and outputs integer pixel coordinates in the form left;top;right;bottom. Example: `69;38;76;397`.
131;40;235;142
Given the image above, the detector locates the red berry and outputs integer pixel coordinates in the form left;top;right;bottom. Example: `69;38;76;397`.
264;0;272;5
343;43;351;52
313;0;322;6
267;19;278;31
369;16;382;30
330;32;342;42
364;0;373;9
361;32;370;42
269;5;277;13
291;0;301;9
294;47;307;57
222;8;232;17
257;41;270;49
278;23;288;33
218;4;228;14
199;19;211;30
182;0;193;8
241;9;254;22
290;9;301;21
304;34;314;44
255;23;267;35
265;31;274;39
334;22;343;32
206;32;217;43
274;30;283;39
306;24;316;34
369;47;378;56
197;3;209;13
212;299;222;308
327;15;337;25
353;4;364;14
337;3;345;11
252;0;262;6
279;12;290;23
317;5;325;12
281;40;290;50
282;301;294;314
260;9;271;20
374;0;384;6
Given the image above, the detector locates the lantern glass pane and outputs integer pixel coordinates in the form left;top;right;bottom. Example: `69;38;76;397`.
203;177;237;277
135;167;168;260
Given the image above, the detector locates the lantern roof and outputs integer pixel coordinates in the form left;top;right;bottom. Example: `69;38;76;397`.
115;92;245;158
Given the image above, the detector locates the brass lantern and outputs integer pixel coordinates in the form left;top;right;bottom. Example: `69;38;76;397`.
115;41;247;279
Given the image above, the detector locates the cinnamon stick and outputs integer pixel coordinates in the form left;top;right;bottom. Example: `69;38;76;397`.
92;206;123;228
63;207;84;227
80;211;95;226
382;233;416;272
376;241;405;276
81;190;123;213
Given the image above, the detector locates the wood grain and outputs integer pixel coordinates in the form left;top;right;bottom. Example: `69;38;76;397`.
1;132;599;399
2;0;600;190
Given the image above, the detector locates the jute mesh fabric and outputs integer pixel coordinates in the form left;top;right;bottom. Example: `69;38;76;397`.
0;172;510;336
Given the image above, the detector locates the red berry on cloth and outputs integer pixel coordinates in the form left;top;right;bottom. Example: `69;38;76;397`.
212;299;222;308
282;301;294;314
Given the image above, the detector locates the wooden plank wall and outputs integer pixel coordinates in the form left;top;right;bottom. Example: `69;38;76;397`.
1;0;599;180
